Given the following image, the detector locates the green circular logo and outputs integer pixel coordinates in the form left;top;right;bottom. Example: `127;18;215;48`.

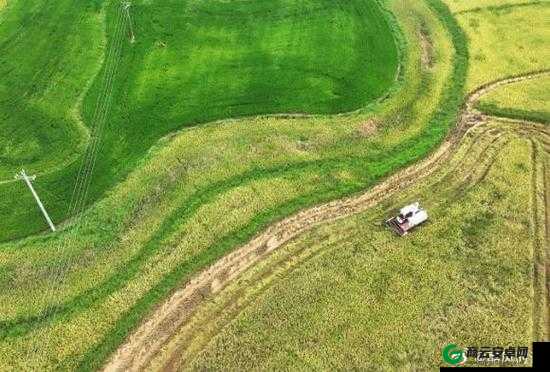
442;343;466;366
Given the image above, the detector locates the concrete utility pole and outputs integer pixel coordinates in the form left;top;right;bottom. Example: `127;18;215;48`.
122;1;136;43
15;170;56;232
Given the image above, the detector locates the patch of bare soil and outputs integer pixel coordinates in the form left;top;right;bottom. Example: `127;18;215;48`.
103;70;550;372
356;119;378;137
419;30;434;69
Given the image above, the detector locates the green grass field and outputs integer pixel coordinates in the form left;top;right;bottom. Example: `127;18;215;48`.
0;0;547;370
0;0;398;240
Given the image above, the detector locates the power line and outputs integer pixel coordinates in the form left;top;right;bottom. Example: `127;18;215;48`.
122;1;135;43
14;169;56;232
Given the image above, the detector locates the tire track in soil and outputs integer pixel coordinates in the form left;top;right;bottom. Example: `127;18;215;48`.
103;70;550;372
147;130;534;371
161;230;355;371
161;116;550;370
156;124;519;371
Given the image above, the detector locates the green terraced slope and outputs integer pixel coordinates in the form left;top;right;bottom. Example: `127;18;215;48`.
0;0;398;240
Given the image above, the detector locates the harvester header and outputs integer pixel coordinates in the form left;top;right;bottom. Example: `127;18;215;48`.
386;202;428;236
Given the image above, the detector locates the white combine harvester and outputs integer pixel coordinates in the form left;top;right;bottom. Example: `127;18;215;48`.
386;202;428;236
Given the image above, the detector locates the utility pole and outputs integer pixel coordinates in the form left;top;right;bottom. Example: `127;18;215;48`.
122;1;135;43
15;170;56;232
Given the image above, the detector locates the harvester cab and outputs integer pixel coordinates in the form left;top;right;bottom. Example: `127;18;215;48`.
386;202;428;236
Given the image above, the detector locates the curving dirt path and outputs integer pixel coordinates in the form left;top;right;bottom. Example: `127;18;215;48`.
103;70;550;372
155;118;550;371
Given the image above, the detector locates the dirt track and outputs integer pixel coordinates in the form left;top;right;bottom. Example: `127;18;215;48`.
103;70;550;371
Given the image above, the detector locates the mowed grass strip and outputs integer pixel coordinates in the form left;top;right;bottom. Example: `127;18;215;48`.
73;0;465;369
0;0;398;240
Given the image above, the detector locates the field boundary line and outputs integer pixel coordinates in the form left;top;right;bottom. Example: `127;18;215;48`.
158;87;550;369
454;0;550;15
162;228;353;370
21;3;127;366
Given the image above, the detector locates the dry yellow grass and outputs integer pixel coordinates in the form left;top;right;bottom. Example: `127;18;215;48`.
481;74;550;111
158;120;543;370
447;0;550;13
2;0;547;370
453;2;550;90
478;73;550;122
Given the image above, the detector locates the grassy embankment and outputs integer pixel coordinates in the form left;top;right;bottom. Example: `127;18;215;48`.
152;1;550;369
0;0;398;240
